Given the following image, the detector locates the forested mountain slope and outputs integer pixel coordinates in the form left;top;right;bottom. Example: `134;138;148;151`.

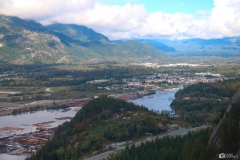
170;80;240;124
108;79;240;160
0;14;168;64
28;96;168;160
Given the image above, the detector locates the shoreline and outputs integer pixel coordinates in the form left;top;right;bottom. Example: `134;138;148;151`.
0;88;180;159
0;99;89;117
0;128;56;156
0;87;181;117
128;88;179;115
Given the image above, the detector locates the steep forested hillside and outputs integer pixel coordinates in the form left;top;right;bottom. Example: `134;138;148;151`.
0;14;168;64
25;77;240;160
218;103;240;155
170;79;240;124
108;79;240;160
108;129;214;160
110;102;240;160
28;96;168;160
46;23;109;42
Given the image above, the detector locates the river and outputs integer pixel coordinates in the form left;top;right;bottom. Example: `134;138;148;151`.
129;88;178;114
0;88;178;160
0;107;81;138
0;107;81;160
0;154;30;160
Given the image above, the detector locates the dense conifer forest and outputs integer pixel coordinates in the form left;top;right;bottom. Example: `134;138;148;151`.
27;96;167;160
171;79;240;124
26;78;240;160
108;103;240;160
108;129;214;160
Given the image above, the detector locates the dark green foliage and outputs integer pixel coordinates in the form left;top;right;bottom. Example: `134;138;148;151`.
218;103;240;154
12;105;48;115
71;95;147;125
12;109;17;115
103;113;164;142
0;64;155;87
108;128;214;160
28;96;164;160
171;79;240;123
174;82;234;99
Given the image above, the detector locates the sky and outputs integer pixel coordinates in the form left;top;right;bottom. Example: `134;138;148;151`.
0;0;240;40
100;0;213;15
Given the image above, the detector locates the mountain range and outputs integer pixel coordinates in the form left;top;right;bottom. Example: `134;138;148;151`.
1;14;240;64
0;14;167;64
137;37;240;57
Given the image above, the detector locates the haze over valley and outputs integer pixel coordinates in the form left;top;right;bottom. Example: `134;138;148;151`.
0;0;240;160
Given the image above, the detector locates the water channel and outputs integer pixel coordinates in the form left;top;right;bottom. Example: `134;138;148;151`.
0;107;80;160
0;107;80;138
130;88;178;114
0;88;178;160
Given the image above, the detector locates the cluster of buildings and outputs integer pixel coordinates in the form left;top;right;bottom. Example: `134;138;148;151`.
86;79;109;84
195;72;221;77
131;62;212;68
91;71;224;92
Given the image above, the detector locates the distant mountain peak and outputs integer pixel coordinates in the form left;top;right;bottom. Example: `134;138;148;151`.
137;39;176;52
46;23;110;43
0;14;168;64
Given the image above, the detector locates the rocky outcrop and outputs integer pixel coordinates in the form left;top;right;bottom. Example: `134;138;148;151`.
208;87;240;145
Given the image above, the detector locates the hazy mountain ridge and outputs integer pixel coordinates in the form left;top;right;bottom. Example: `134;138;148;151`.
1;14;240;64
0;14;168;64
125;37;240;57
143;38;240;57
134;39;176;52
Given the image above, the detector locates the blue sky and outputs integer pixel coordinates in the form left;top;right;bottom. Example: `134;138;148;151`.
100;0;213;15
0;0;239;40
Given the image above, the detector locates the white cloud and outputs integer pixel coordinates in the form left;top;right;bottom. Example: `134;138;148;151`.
0;0;97;21
195;10;211;15
0;0;240;39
